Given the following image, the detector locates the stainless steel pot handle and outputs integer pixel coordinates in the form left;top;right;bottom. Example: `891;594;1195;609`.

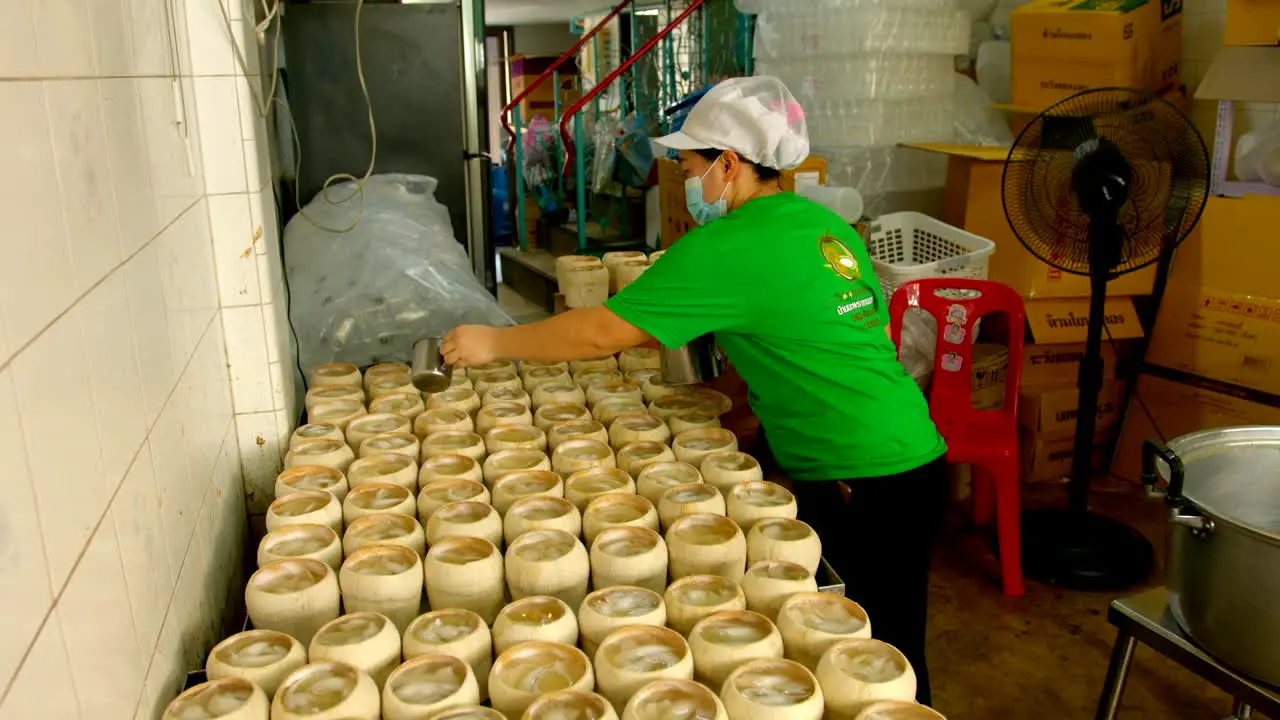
1141;438;1185;504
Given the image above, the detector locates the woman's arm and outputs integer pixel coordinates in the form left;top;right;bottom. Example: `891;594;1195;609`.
443;306;652;367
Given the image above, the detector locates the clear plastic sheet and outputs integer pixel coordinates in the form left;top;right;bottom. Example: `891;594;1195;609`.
814;145;950;195
754;3;970;59
755;55;958;102
1235;118;1280;186
953;74;1014;147
807;95;957;148
284;174;513;371
989;0;1035;40
975;40;1012;105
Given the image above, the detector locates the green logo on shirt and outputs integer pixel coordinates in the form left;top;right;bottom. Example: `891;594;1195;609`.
821;236;861;281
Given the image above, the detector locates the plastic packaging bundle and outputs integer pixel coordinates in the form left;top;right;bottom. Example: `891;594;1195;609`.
1235;118;1280;186
284;174;513;371
754;4;970;60
975;40;1012;105
953;75;1014;147
807;96;957;148
755;56;958;102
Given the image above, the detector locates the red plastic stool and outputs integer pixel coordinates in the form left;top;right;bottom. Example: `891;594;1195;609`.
890;278;1027;597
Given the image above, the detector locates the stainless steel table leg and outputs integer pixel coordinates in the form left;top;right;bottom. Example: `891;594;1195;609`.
1231;701;1253;719
1096;632;1138;720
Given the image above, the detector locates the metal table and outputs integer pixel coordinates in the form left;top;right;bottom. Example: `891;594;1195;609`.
1096;588;1280;720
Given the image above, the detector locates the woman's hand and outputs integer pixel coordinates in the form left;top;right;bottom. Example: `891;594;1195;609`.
442;325;503;368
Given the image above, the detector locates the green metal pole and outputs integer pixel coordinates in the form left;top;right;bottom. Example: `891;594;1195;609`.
575;113;588;251
663;0;675;106
514;104;527;251
701;2;710;84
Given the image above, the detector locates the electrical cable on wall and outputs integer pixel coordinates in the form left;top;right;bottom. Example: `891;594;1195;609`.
219;0;379;234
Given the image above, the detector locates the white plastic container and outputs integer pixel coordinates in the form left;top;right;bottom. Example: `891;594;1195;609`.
865;211;996;302
309;612;402;689
424;537;506;625
246;559;341;647
339;545;424;633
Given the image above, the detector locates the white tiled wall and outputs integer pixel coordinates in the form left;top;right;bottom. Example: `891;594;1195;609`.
0;0;293;718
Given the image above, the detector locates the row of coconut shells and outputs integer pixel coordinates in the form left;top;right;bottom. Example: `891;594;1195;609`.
555;252;665;309
165;355;942;720
176;592;936;720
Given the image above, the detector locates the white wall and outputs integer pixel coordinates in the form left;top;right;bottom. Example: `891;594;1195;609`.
512;23;581;57
0;0;294;718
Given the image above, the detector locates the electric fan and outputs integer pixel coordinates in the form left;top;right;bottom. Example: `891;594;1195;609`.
1002;88;1210;590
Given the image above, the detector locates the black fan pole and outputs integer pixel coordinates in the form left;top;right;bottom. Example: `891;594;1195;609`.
1070;273;1109;510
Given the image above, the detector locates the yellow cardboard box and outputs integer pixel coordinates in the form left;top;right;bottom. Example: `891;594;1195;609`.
1113;372;1280;483
973;343;1011;410
901;144;1157;299
1010;0;1183;108
1225;0;1280;46
1020;380;1128;434
1021;341;1120;386
1023;427;1117;483
1146;195;1280;396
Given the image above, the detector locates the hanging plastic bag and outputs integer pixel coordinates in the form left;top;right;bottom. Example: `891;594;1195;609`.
284;174;514;371
616;113;656;187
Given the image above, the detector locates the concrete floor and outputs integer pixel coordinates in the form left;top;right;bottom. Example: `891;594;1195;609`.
929;477;1270;720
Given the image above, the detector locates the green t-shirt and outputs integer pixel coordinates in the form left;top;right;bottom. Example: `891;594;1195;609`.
607;192;946;481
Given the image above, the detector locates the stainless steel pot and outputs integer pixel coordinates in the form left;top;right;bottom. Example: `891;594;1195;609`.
660;334;726;386
1143;428;1280;687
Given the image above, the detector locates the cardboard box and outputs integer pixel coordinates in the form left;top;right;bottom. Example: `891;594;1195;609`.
1020;380;1128;434
1022;341;1120;386
973;343;1010;410
1225;0;1280;46
902;144;1157;299
511;58;582;124
1112;371;1280;483
1025;295;1145;344
657;156;829;248
1146;195;1280;395
1023;427;1116;484
1010;0;1183;108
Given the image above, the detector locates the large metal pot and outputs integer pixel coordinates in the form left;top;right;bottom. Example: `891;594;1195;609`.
660;334;726;386
1143;428;1280;687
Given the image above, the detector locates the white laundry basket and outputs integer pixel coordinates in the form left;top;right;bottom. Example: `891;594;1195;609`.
864;212;997;390
865;211;997;301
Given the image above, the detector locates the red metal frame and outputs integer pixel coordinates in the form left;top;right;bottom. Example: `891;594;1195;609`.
558;0;707;171
499;0;633;157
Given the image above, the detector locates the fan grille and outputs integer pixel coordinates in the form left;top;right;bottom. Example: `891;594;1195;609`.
1002;88;1210;277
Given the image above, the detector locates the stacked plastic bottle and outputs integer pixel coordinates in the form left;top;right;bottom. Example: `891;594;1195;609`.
751;0;973;214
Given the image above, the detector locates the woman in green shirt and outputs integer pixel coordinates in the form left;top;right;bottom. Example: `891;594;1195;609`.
444;76;948;705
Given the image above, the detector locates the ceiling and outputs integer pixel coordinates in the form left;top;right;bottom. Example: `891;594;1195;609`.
485;0;608;25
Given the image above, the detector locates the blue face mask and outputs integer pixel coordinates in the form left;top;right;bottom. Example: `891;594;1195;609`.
685;156;730;225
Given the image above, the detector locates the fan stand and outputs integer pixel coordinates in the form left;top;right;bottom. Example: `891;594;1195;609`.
1021;186;1155;590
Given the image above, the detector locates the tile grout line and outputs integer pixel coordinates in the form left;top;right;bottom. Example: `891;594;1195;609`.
0;195;203;379
0;310;224;709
